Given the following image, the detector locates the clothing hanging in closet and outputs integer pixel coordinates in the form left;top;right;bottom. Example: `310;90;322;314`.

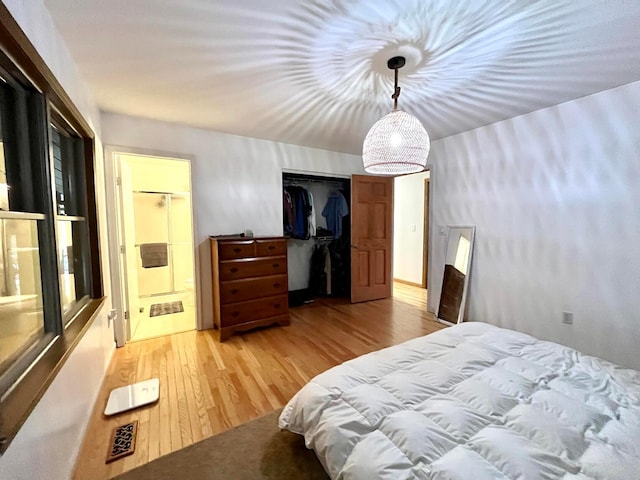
309;244;331;297
308;239;350;298
322;190;349;240
283;185;313;240
283;190;294;236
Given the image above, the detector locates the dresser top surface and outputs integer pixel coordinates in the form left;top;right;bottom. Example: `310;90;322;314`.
209;235;285;242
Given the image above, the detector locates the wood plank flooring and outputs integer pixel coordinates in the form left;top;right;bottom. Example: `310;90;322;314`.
73;283;444;479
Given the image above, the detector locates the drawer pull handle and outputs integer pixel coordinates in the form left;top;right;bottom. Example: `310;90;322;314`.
233;247;241;253
274;303;281;308
273;283;280;288
230;267;238;273
231;311;240;317
268;245;276;250
272;263;279;268
231;288;239;294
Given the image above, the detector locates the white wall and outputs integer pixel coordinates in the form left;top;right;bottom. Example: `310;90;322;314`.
393;171;429;285
100;112;365;327
428;80;640;369
0;1;114;479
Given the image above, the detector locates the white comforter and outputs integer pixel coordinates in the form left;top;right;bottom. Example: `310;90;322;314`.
279;322;640;480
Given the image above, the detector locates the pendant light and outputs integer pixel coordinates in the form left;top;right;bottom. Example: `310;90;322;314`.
362;56;430;175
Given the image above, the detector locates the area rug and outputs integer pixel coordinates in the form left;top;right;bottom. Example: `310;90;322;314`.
149;301;184;317
113;409;328;480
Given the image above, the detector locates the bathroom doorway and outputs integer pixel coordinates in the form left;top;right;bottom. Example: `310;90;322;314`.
111;152;198;343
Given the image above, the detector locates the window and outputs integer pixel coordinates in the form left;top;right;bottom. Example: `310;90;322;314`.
51;121;92;318
0;14;103;453
0;71;51;386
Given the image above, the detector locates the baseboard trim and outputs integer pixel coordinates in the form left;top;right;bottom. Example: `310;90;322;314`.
393;278;425;288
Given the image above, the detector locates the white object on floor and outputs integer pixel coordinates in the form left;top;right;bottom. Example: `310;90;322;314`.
104;378;160;416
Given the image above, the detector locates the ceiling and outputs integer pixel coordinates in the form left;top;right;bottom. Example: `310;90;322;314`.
43;0;640;155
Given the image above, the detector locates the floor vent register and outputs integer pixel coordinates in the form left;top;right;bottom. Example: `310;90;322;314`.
106;421;138;463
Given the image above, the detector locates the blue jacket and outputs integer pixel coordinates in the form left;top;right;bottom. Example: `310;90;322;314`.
321;191;349;239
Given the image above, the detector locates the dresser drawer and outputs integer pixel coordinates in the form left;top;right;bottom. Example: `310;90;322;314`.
221;294;288;326
256;239;286;257
219;240;255;260
219;256;287;281
220;274;287;304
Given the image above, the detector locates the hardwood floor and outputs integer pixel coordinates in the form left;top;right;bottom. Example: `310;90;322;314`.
73;283;443;479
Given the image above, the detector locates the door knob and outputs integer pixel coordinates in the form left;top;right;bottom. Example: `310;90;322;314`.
350;244;358;249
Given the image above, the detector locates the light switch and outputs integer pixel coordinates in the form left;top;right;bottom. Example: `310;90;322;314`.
410;224;417;232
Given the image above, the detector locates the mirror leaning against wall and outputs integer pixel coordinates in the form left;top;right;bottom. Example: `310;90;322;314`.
437;225;475;325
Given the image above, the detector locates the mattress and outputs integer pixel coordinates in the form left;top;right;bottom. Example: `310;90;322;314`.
279;322;640;480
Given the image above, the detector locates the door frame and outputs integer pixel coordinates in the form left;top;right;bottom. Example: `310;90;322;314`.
104;145;202;346
422;176;430;289
424;162;436;314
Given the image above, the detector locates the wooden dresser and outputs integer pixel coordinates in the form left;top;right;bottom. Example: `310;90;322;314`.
210;236;289;340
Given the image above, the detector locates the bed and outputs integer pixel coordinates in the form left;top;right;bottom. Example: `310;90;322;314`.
278;322;640;479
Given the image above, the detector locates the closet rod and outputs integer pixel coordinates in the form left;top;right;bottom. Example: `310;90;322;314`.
283;178;346;187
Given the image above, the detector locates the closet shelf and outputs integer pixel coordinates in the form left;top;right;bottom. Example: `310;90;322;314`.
284;235;334;242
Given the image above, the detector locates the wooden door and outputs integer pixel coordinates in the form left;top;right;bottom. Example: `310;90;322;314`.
350;174;394;303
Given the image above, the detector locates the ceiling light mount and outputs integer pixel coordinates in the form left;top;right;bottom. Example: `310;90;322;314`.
362;55;430;176
387;56;406;70
388;56;406;111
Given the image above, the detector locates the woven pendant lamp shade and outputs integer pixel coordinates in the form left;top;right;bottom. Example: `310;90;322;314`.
363;109;430;175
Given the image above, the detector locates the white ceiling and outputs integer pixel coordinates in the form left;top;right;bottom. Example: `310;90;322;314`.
43;0;640;155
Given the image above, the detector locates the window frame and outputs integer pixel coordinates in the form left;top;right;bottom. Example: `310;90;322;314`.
0;4;104;454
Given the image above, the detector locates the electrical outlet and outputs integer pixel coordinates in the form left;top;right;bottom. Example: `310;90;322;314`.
562;311;573;325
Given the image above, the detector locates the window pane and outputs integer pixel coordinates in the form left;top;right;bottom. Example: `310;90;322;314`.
50;124;91;319
0;109;8;211
51;129;66;214
50;127;70;216
0;218;45;377
57;219;75;312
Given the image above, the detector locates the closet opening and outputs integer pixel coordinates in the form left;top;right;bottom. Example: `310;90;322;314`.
282;172;351;307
